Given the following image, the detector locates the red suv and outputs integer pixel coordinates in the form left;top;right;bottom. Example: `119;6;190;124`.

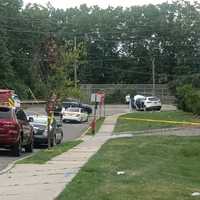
0;106;34;156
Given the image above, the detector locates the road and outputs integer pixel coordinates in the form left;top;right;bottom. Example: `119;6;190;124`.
0;104;176;171
0;105;91;172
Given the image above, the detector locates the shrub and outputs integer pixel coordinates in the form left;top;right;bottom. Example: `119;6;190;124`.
176;84;200;115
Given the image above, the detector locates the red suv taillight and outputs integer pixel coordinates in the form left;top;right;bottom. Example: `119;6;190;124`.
3;123;17;129
3;121;19;133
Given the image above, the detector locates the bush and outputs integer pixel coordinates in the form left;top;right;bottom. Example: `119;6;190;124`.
176;84;200;115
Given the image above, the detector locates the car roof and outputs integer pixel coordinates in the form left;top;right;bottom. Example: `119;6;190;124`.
146;96;159;98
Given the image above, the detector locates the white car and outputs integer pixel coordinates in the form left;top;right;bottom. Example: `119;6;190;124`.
62;107;88;123
144;96;162;111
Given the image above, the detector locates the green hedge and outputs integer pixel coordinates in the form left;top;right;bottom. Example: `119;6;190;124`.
176;84;200;115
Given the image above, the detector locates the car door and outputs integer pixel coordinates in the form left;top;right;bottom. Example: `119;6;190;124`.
16;109;32;145
81;109;87;121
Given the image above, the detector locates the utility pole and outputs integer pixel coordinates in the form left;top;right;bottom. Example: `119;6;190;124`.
74;36;78;88
152;57;155;96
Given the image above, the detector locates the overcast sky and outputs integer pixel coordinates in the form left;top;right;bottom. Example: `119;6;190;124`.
23;0;177;9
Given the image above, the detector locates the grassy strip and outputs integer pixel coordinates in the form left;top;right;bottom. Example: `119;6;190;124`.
17;141;81;164
114;111;200;133
86;117;105;135
57;136;200;200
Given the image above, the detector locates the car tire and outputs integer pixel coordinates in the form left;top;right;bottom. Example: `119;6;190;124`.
57;131;63;144
12;137;22;157
25;139;33;153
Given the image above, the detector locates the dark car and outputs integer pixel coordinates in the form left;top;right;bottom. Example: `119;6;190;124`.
80;104;93;114
0;106;34;156
53;104;62;116
28;115;63;147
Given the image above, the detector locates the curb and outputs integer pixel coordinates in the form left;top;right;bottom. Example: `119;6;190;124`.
0;162;16;175
0;126;91;176
77;126;92;141
0;152;35;175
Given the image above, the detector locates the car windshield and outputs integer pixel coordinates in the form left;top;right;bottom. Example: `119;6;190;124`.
62;102;71;108
0;107;12;119
31;116;48;125
148;97;159;101
62;102;79;108
67;108;80;112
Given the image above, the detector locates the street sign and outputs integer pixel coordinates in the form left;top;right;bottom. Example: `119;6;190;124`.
91;92;105;103
91;93;101;103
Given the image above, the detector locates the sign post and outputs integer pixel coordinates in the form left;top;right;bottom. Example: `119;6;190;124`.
96;92;105;118
90;92;105;134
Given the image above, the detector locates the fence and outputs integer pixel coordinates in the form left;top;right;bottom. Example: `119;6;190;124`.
80;84;176;104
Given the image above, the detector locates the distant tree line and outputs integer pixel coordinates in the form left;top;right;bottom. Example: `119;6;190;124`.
0;0;200;99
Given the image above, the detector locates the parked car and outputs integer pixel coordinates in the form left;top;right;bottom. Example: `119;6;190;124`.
27;115;63;146
133;95;146;111
133;95;162;111
0;106;34;156
54;101;92;116
62;107;88;123
144;96;162;111
53;103;62;116
81;103;93;114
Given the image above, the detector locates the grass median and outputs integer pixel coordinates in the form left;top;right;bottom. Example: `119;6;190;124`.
17;141;81;164
114;111;200;133
57;136;200;200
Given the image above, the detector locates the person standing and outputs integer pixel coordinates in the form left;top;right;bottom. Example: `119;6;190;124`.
125;94;131;104
125;94;132;111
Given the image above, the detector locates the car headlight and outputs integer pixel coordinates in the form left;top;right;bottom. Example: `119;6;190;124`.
43;129;48;136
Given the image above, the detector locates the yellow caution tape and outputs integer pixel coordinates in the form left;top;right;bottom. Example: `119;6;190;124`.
122;117;200;126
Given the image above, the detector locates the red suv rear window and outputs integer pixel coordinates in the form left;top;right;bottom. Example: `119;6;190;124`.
0;107;12;119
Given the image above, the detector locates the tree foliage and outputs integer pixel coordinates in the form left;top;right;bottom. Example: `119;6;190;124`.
0;0;200;98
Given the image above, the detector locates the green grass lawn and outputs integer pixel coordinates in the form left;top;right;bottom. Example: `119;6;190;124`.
114;111;200;133
57;136;200;200
17;141;81;164
87;117;105;135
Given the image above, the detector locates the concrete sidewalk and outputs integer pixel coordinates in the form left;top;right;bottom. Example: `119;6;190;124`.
0;114;120;200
